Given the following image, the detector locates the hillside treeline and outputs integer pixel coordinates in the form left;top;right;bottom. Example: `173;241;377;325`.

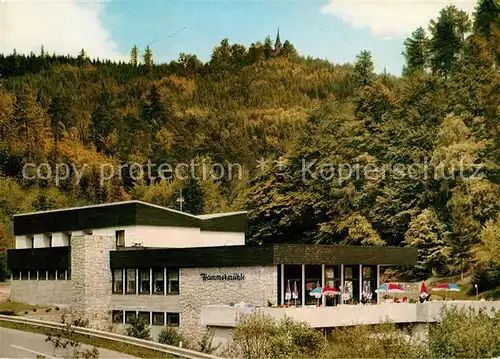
0;1;499;281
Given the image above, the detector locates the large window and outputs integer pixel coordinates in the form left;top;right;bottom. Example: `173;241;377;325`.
325;266;341;307
153;268;164;295
115;230;125;247
167;268;179;295
125;311;136;324
167;313;180;327
139;269;150;294
152;312;164;326
113;269;123;294
113;267;180;295
112;310;123;324
126;269;136;294
305;265;321;305
344;265;360;303
283;265;302;305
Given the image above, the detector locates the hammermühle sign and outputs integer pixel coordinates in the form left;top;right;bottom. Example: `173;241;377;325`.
200;273;245;281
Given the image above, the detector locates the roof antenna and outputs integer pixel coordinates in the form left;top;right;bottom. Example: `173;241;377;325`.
176;188;184;212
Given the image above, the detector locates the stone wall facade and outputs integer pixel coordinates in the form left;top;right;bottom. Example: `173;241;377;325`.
179;266;277;340
70;235;115;328
10;280;72;307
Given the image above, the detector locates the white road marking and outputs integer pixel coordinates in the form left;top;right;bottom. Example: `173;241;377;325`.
9;344;57;359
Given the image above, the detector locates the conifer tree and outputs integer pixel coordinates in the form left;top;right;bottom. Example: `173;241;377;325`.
429;5;471;76
402;27;428;76
353;50;375;87
91;86;115;153
474;0;500;39
78;48;89;64
48;95;71;156
131;45;139;66
281;40;298;58
264;36;273;59
13;85;48;161
143;46;153;68
404;209;450;278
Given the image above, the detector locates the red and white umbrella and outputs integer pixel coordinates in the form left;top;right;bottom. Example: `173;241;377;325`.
375;283;405;293
321;286;341;297
292;281;299;302
285;280;291;301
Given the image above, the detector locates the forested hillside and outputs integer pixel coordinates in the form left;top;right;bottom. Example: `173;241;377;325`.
0;1;499;281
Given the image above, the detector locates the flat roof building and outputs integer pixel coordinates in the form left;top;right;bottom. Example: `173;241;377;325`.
7;200;417;340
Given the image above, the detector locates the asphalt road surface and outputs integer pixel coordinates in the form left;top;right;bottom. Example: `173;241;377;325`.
0;327;137;358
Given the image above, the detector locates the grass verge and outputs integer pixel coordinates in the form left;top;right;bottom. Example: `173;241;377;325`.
0;301;44;315
0;320;174;358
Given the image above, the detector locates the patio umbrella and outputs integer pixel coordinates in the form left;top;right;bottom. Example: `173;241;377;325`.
322;286;341;296
341;281;351;302
432;283;460;300
309;287;323;299
310;286;341;305
365;282;373;301
292;281;299;305
432;283;460;292
285;280;292;302
375;283;405;293
419;281;429;299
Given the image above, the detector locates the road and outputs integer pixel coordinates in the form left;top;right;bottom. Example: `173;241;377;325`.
0;327;137;358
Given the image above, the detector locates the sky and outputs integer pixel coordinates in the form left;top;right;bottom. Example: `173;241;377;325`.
1;0;478;75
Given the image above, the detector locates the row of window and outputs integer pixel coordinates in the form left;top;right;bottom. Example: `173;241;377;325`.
22;233;72;248
12;270;70;280
23;229;125;248
112;268;179;295
112;310;180;326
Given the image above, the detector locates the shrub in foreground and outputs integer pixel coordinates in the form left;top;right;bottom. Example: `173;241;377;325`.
428;305;500;358
158;326;184;346
327;322;425;359
125;316;151;340
227;311;326;359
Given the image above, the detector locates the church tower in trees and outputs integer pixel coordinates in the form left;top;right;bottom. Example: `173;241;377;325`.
273;28;282;55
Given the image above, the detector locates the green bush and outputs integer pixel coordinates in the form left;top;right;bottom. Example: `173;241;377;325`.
198;328;221;354
328;322;425;359
227;311;326;359
158;326;184;346
470;261;500;294
125;316;151;340
429;305;500;358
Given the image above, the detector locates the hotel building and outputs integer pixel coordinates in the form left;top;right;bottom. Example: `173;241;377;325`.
7;200;417;339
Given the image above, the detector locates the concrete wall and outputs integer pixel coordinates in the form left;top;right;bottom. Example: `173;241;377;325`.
198;231;245;246
70;235;115;328
110;295;180;313
15;235;33;249
51;232;70;247
10;280;72;307
179;266;277;341
202;300;500;329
